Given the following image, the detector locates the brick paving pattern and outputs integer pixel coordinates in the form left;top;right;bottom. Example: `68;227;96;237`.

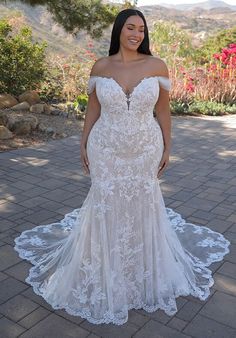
0;115;236;338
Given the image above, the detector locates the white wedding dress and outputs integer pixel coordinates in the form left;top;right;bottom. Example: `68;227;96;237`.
14;75;230;325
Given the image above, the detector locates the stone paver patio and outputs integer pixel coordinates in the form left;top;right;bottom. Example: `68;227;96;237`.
0;115;236;338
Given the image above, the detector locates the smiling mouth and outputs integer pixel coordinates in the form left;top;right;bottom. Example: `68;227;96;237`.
128;39;140;44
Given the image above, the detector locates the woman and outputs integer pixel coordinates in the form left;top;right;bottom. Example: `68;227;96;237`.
14;9;230;325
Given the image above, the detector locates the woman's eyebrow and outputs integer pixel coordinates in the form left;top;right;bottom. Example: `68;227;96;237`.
126;23;145;28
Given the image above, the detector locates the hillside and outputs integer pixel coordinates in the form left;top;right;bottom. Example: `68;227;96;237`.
159;0;236;11
0;1;235;56
0;2;112;56
140;4;236;46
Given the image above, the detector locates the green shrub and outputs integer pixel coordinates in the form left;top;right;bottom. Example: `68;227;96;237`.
188;101;236;116
69;94;88;119
170;101;190;114
74;94;88;112
171;100;236;116
39;66;63;101
225;105;236;114
0;19;47;96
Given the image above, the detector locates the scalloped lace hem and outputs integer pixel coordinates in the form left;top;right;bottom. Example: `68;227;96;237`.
21;271;214;326
14;206;230;325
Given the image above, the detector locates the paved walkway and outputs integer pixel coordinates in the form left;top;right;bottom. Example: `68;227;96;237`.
0;115;236;338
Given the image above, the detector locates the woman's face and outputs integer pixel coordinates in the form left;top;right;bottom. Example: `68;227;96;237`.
119;15;145;51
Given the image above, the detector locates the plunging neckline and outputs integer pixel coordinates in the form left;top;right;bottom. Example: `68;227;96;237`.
90;75;161;97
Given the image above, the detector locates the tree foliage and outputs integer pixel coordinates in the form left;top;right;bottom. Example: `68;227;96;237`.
0;0;121;38
0;19;47;95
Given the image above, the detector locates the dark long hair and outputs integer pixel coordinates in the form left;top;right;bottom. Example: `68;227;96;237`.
109;8;152;56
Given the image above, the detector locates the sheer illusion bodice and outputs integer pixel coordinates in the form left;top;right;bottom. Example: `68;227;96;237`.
14;75;230;325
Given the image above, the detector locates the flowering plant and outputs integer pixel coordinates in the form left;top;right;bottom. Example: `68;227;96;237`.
170;43;236;106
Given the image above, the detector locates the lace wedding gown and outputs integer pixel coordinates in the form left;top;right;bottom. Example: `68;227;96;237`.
14;75;230;325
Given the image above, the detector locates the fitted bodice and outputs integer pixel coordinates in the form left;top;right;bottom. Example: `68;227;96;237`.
88;76;171;115
87;75;172;154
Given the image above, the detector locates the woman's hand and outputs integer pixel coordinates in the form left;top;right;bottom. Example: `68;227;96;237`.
157;149;170;178
80;145;90;175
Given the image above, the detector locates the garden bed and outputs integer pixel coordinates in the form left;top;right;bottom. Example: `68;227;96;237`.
0;111;84;152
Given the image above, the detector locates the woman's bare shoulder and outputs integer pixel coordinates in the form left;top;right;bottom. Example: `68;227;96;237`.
147;55;169;77
90;57;111;77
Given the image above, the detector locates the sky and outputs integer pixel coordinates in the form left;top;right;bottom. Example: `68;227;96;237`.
137;0;236;5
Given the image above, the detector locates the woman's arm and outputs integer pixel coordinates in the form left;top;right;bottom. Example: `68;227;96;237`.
155;87;171;153
80;89;101;149
80;89;101;175
153;59;172;177
81;57;107;149
80;60;103;174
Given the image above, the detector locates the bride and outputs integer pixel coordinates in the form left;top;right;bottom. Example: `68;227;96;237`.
14;8;230;325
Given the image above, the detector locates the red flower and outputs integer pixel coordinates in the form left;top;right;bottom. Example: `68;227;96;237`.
228;47;236;54
222;68;230;78
185;82;195;92
213;53;221;60
231;56;236;66
222;48;230;55
208;64;217;71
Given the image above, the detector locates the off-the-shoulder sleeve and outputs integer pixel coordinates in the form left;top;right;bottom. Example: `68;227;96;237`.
87;76;97;95
158;76;171;91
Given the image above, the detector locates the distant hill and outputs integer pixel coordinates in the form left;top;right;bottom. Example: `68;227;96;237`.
139;3;235;46
0;1;235;56
159;0;236;11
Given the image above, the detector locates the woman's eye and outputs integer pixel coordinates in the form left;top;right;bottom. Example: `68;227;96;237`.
127;28;144;33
